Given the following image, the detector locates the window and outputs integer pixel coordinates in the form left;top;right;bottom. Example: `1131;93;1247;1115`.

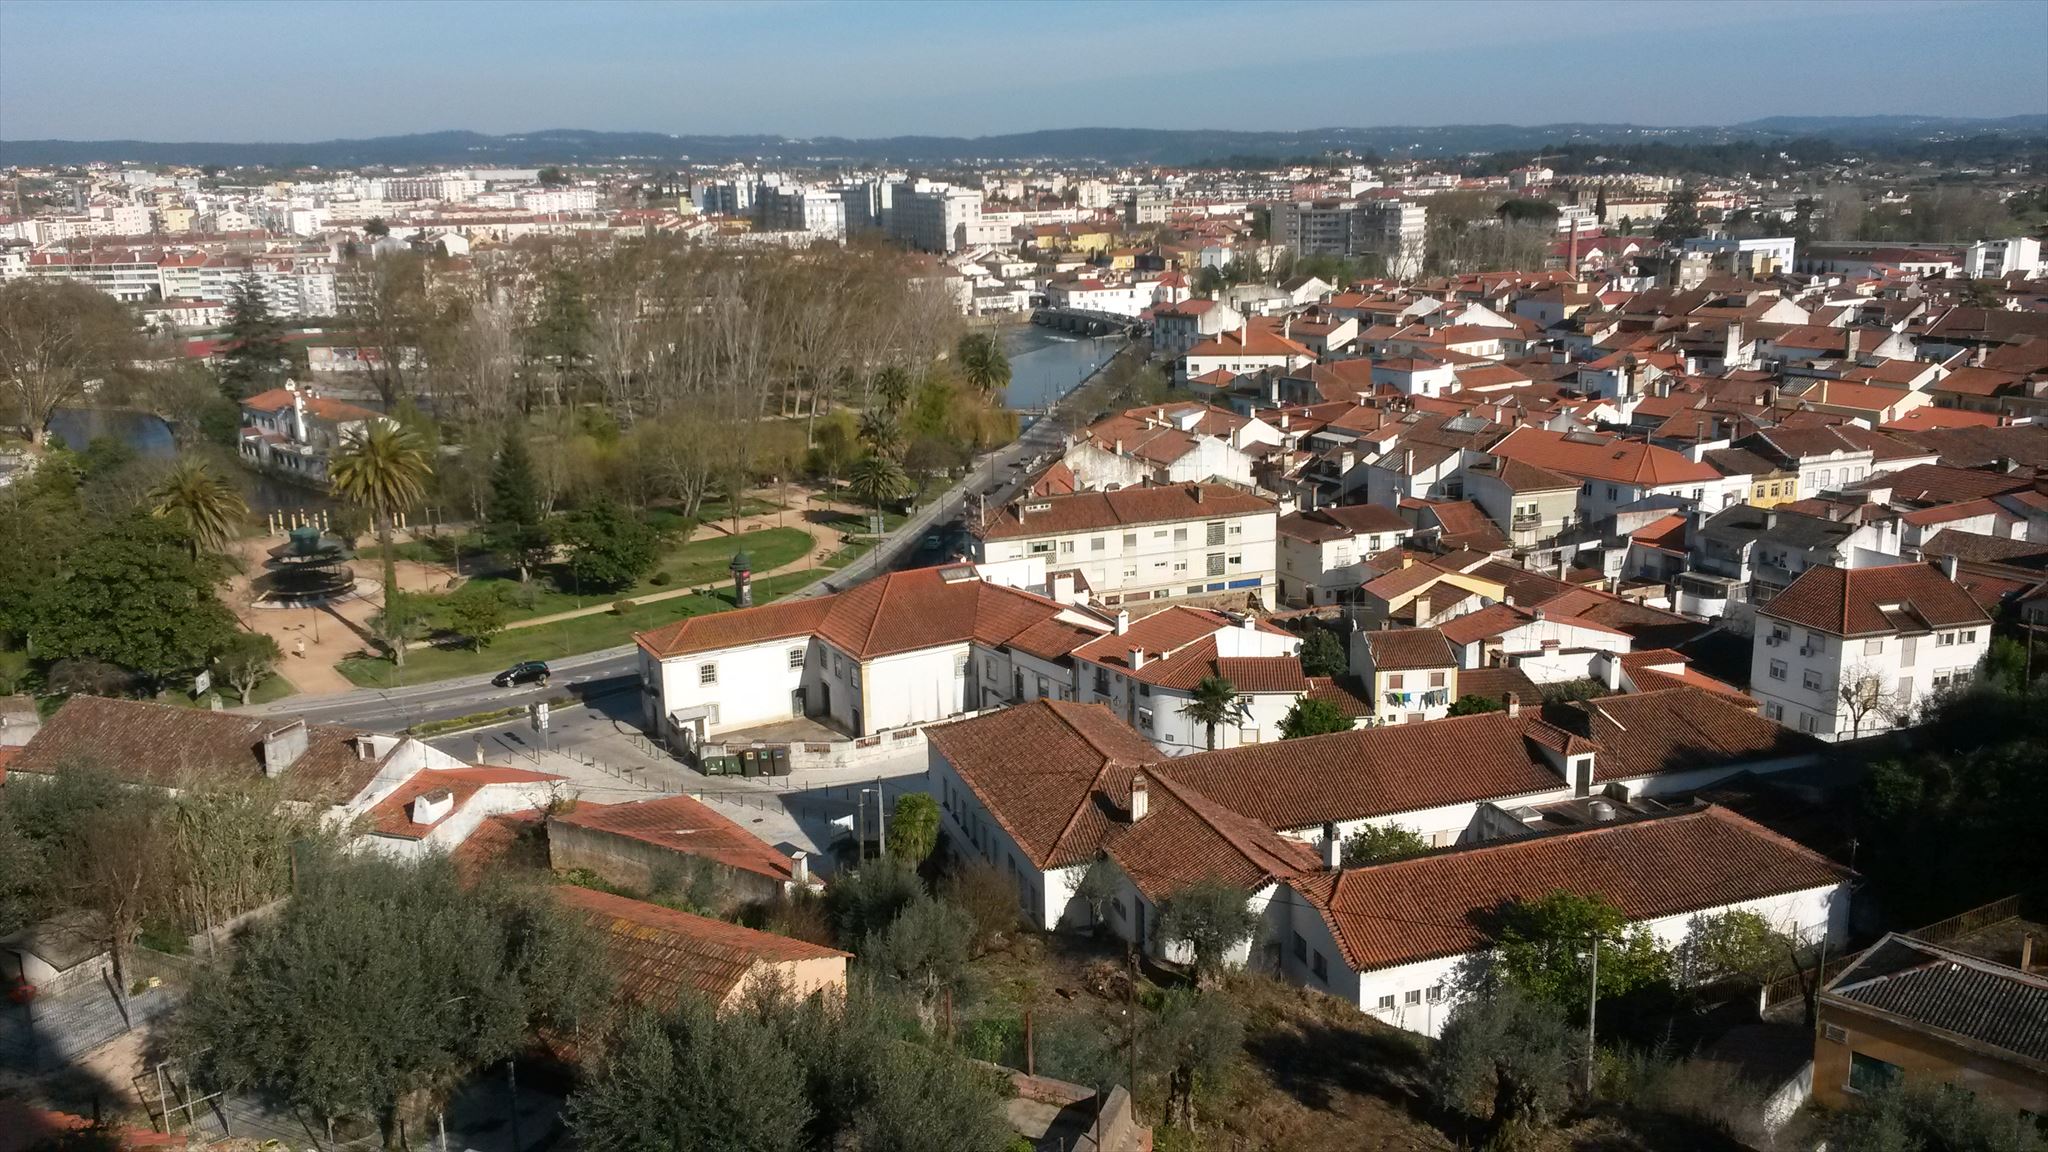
1427;984;1445;1003
1769;659;1787;681
1766;701;1784;721
1292;932;1307;962
1937;632;1955;647
1227;554;1242;568
1186;585;1204;596
1229;522;1242;536
1823;1023;1848;1044
1606;485;1618;500
1864;639;1884;656
1311;950;1328;982
1799;712;1820;733
1207;520;1225;546
1387;673;1405;689
1770;624;1790;644
1173;560;1188;573
1803;669;1822;690
1173;527;1188;544
1029;540;1054;555
1113;898;1126;921
1137;707;1155;731
1123;532;1137;549
1429;671;1446;688
1123;566;1138;578
1090;536;1105;553
1817;468;1832;488
1375;994;1394;1011
788;647;805;669
1060;540;1075;555
1404;989;1422;1006
1960;629;1977;644
1207;553;1225;577
1848;1052;1902;1096
699;663;718;685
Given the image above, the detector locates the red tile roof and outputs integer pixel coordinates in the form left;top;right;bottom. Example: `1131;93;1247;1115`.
551;794;798;883
1276;503;1411;542
364;765;561;840
1488;426;1719;487
556;885;845;1011
1294;805;1850;973
975;483;1275;541
1362;627;1457;671
241;387;381;424
1761;561;1990;637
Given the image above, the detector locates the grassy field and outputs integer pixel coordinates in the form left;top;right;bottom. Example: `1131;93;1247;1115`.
164;669;298;709
337;567;829;689
401;526;815;630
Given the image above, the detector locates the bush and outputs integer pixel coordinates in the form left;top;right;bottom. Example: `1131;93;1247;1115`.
825;858;923;945
649;570;673;586
611;599;635;615
940;858;1020;958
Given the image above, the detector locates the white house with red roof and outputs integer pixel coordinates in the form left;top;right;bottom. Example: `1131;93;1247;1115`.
357;764;565;860
1179;321;1316;385
239;380;387;485
1275;503;1417;606
1071;605;1307;754
1151;298;1245;356
634;565;1112;749
1749;560;1991;741
1486;425;1745;522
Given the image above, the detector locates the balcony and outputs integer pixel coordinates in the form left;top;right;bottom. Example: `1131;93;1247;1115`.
1511;514;1545;531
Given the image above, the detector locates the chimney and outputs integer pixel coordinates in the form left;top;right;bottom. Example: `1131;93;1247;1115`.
1193;485;1204;503
1115;609;1130;636
1844;328;1860;363
1321;822;1342;870
1128;646;1146;671
1129;773;1149;822
1114;438;1123;456
1602;652;1623;692
1504;691;1521;717
789;849;810;886
2022;933;2035;973
1764;510;1778;530
1404;448;1415;475
1939;554;1959;582
261;719;309;778
410;788;454;826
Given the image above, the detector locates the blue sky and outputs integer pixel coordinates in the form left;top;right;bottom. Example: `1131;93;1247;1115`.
1;0;2043;141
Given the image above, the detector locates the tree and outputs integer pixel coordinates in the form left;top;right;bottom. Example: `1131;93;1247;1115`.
443;581;509;650
1825;1083;2047;1152
537;167;567;187
1069;857;1120;935
217;272;295;401
216;631;282;704
1279;695;1352;740
1341;824;1429;866
1593;187;1608;223
30;512;239;688
846;452;907;533
175;856;605;1134
1179;674;1239;751
888;793;940;867
525;258;592;407
937;858;1018;958
569;1005;810;1152
1448;693;1503;716
1431;984;1575;1140
857;407;904;460
1144;988;1243;1131
1675;908;1798;987
148;456;248;557
330;421;432;667
1156;878;1259;987
1297;627;1346;677
863;894;974;1011
1840;662;1910;737
1491;889;1671;1012
824;858;923;944
1655;183;1703;243
562;497;657;593
954;332;1010;402
0;278;141;444
872;365;914;414
482;433;553;582
362;216;389;239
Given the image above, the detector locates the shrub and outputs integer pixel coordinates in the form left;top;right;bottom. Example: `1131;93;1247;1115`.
649;570;673;586
611;599;636;615
940;858;1020;958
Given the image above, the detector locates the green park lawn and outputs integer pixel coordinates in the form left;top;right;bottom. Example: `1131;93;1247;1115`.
337;568;828;689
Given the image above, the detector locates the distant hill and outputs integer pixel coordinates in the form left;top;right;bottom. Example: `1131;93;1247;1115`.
4;118;2046;169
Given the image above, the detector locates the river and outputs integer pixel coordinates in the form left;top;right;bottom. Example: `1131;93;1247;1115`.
999;326;1124;410
47;407;337;516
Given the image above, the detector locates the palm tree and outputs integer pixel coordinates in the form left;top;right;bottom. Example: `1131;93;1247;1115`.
858;408;904;460
1180;675;1240;751
846;452;907;536
873;365;913;414
148;457;249;557
330;421;432;667
956;333;1011;401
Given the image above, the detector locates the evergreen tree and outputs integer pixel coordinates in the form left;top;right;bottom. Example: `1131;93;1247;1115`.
1655;184;1704;243
1593;186;1608;223
218;273;295;401
482;434;553;582
1298;628;1347;677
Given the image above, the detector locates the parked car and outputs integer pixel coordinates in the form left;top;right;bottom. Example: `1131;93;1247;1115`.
492;661;551;688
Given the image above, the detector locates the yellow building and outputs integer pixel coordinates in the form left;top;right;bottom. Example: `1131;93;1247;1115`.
159;206;196;234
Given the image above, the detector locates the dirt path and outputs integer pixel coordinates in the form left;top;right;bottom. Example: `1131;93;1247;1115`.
226;533;460;694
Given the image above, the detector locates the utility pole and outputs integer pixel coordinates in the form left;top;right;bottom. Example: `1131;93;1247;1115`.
1584;936;1600;1097
875;776;886;858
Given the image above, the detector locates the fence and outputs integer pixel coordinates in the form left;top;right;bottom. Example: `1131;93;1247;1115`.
1759;893;2023;1012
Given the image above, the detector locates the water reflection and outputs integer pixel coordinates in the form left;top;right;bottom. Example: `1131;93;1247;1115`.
1000;327;1123;410
47;407;336;516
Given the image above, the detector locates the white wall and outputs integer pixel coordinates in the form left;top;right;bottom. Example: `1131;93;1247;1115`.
1750;619;1988;741
657;635;812;736
976;508;1278;608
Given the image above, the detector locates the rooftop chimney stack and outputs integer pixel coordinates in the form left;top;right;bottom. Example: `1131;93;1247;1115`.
1129;773;1149;822
1321;822;1342;871
790;849;810;886
2023;933;2035;973
1504;691;1521;718
1128;646;1146;671
261;719;310;778
1115;609;1130;636
1940;554;1959;582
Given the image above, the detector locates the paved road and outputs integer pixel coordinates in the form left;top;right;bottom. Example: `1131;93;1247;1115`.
258;339;1138;733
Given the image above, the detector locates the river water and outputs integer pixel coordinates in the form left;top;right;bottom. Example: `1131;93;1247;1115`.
1000;326;1123;410
47;407;336;516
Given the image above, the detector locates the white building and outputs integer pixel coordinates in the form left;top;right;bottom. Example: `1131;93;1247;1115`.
1749;560;1991;741
1071;606;1307;754
636;565;1109;746
970;483;1281;610
887;180;997;254
1275;504;1416;606
1963;236;2042;279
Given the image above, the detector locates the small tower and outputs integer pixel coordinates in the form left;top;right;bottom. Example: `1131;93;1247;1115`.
730;550;753;607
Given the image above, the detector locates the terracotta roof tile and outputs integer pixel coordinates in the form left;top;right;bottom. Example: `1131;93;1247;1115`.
1489;426;1719;487
551;794;798;883
1294;805;1849;972
557;885;845;1012
1760;561;1989;637
364;765;561;840
1362;627;1457;671
975;484;1275;541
